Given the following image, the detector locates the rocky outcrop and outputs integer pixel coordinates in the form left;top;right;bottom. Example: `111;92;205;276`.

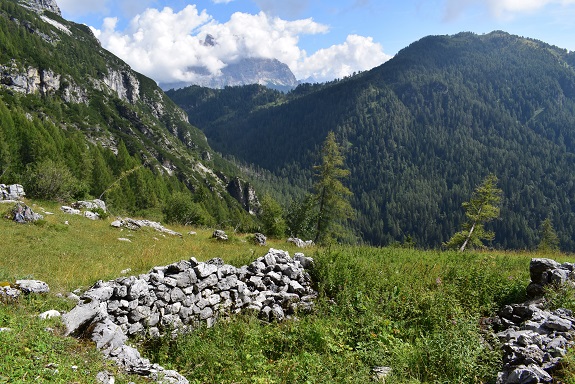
61;199;107;220
0;62;87;103
212;230;228;241
21;0;61;16
226;177;261;215
288;238;315;248
10;202;43;223
0;279;49;302
63;249;316;382
252;233;267;246
493;258;575;383
162;56;298;91
0;184;26;201
102;69;140;104
110;218;182;237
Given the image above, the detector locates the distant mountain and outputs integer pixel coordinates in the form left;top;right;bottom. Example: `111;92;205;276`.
162;35;298;91
168;31;575;250
0;0;258;227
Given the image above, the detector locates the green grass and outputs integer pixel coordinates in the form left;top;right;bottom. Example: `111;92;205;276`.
1;199;575;383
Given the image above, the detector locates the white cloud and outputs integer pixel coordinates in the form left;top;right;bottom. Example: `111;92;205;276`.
93;5;390;85
295;35;391;82
212;0;235;3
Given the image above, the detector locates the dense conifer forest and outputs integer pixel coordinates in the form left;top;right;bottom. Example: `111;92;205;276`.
168;31;575;251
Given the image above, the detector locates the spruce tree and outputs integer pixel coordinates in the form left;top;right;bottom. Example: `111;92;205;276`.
313;131;354;244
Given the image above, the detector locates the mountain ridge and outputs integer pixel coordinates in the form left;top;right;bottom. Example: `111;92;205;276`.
168;31;575;250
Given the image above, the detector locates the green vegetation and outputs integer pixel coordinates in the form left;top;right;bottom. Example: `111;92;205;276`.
445;174;502;251
312;131;354;244
3;198;574;383
538;217;560;253
168;31;575;251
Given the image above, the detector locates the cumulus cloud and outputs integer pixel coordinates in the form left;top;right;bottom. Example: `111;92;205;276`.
444;0;575;20
295;35;391;82
93;5;390;85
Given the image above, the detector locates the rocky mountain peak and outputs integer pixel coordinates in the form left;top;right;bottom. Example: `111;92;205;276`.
162;57;299;91
20;0;61;16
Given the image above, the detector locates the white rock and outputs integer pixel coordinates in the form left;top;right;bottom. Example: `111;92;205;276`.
39;310;61;320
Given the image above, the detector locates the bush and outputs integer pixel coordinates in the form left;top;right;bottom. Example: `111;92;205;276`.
163;192;213;226
24;159;80;202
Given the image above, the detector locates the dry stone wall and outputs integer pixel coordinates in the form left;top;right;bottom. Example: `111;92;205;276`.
63;248;316;382
494;258;575;384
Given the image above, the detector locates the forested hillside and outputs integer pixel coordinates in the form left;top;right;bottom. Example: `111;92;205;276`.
168;31;575;250
0;0;256;229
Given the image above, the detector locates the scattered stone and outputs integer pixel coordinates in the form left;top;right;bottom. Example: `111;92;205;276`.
96;371;115;384
212;230;228;241
61;206;81;215
84;211;100;220
252;233;267;246
111;218;182;237
0;328;11;332
39;310;61;319
372;366;392;383
118;238;132;243
188;231;197;236
287;237;314;248
16;279;49;294
0;285;21;301
72;199;107;212
10;202;43;223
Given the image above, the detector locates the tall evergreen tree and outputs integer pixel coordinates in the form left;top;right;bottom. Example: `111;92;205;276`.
537;217;559;252
313;131;354;244
445;174;502;252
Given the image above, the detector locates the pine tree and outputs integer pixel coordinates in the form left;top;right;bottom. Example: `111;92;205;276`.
538;217;559;252
313;131;354;244
445;174;502;252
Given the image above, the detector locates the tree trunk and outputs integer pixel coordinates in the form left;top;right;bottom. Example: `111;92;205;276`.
314;187;326;243
459;206;483;252
459;221;476;252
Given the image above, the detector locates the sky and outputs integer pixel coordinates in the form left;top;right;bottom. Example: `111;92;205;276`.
56;0;575;86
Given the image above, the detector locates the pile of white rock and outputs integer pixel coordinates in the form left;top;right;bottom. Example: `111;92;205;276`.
62;248;316;383
494;258;575;384
0;184;26;201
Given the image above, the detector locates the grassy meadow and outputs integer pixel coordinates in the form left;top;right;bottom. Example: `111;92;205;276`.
1;199;575;383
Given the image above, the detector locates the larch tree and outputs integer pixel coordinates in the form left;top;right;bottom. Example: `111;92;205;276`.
445;174;502;252
537;217;560;252
313;131;354;244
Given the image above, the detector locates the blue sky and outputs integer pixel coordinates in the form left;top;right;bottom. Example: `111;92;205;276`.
56;0;575;86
